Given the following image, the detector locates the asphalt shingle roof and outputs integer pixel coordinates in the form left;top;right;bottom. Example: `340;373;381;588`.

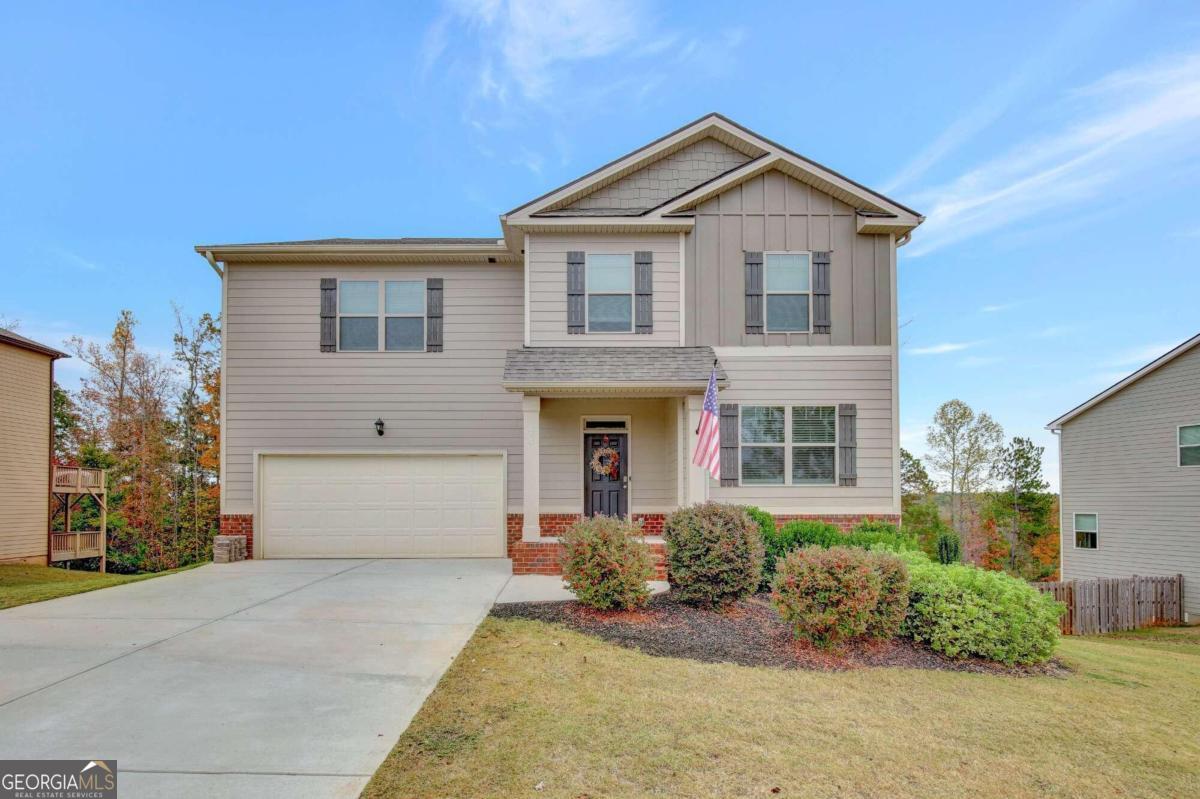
0;328;68;358
503;346;725;387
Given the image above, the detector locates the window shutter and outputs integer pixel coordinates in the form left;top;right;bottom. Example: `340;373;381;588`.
838;403;857;486
635;251;653;334
567;251;585;334
812;251;831;334
426;278;443;352
719;403;739;487
744;252;763;335
320;278;337;352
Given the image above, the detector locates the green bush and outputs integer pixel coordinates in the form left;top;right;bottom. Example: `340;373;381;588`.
559;515;654;611
663;502;764;607
774;518;919;555
897;551;1063;665
778;519;843;548
935;530;961;564
771;547;908;647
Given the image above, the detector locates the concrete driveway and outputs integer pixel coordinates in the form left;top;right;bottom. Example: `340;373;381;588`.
0;558;511;798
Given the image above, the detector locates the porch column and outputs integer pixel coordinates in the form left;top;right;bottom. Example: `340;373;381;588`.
522;394;541;541
685;393;708;506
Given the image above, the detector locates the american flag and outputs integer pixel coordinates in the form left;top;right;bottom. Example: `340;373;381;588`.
693;365;721;479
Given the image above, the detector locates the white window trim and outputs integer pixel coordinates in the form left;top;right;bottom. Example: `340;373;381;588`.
584;253;635;334
737;403;838;487
764;251;813;334
1072;512;1099;550
336;278;427;353
1179;424;1200;468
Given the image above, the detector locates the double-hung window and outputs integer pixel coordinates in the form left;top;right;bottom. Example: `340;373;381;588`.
337;279;426;352
1074;513;1098;549
586;253;634;332
1180;425;1200;466
739;405;837;485
765;252;811;333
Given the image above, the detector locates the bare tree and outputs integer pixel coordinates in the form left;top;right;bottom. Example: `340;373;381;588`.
926;399;1004;533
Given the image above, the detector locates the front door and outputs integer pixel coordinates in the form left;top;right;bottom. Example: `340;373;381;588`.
584;433;628;518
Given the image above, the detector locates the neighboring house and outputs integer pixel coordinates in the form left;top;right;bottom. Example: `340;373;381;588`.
0;329;67;565
196;113;923;573
1048;332;1200;621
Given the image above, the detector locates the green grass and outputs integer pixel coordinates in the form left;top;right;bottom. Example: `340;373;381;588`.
0;564;194;610
365;619;1200;799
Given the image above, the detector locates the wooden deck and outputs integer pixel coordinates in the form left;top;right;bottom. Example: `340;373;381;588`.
50;466;107;570
52;466;106;494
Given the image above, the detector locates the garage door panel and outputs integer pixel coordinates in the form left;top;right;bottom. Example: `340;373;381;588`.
260;454;505;558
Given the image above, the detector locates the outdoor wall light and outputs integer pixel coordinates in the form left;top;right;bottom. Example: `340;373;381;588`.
374;418;385;436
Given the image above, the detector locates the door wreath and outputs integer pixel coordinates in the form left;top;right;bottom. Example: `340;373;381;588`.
589;444;621;479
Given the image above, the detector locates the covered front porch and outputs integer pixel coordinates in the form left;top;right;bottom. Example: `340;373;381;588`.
503;347;726;547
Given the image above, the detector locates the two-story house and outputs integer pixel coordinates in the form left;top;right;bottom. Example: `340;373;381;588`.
197;113;923;573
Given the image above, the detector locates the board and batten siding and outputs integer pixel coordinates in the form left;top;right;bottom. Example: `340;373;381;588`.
686;170;892;348
708;352;896;513
0;343;52;563
527;233;680;346
538;397;678;514
1059;344;1200;618
222;262;526;514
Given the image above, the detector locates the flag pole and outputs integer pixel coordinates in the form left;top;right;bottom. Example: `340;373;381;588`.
694;359;718;435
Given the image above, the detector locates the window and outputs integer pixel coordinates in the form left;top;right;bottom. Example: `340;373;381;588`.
765;253;811;332
586;253;634;332
1180;425;1200;467
337;280;426;352
739;405;836;485
1074;513;1098;549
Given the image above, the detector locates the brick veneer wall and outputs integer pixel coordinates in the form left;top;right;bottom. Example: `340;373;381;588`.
219;514;254;559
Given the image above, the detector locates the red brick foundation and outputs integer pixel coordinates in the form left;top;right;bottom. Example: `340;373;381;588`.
507;513;668;578
219;514;254;559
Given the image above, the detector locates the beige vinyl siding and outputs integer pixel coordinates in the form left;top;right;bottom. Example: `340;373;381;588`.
1059;345;1200;617
527;233;680;346
708;352;896;513
538;397;677;513
223;262;525;514
686;170;892;347
0;343;51;562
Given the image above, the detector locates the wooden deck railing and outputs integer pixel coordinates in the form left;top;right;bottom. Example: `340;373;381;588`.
52;466;106;493
1034;575;1183;635
50;531;105;561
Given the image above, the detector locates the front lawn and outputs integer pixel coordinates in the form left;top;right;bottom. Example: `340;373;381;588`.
0;564;190;610
364;618;1200;799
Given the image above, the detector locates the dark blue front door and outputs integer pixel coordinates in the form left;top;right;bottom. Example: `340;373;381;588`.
584;433;627;517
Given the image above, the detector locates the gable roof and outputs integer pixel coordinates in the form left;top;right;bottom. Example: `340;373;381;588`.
0;328;68;359
502;113;923;233
1047;332;1200;430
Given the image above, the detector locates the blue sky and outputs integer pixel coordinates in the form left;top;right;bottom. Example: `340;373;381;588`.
3;1;1199;490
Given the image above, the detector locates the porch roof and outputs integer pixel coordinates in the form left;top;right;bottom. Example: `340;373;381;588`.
502;346;726;395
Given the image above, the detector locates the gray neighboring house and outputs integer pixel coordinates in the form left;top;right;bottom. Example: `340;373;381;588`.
1049;333;1200;621
195;113;923;573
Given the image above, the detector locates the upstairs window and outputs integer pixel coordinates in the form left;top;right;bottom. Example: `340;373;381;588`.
1181;425;1200;467
765;252;811;333
586;254;634;332
338;280;426;352
1074;513;1098;549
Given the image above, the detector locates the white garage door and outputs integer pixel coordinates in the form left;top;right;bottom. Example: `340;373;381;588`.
259;453;505;558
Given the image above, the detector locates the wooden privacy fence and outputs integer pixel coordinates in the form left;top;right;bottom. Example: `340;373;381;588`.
1034;575;1183;635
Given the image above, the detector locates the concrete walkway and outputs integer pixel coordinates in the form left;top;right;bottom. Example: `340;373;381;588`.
0;559;511;799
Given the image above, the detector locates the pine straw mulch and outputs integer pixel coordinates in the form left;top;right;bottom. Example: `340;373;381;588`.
491;592;1071;677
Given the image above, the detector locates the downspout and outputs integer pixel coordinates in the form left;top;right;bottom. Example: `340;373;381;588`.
895;231;913;248
204;250;224;278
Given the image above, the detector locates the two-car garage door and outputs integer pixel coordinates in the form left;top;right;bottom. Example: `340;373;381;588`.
258;453;505;558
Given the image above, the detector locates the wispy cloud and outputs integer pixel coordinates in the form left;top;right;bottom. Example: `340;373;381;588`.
1102;341;1176;368
906;341;979;356
1032;324;1075;339
979;301;1020;313
906;49;1200;256
49;246;101;272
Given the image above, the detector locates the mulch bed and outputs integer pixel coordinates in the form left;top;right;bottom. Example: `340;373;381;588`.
491;592;1071;676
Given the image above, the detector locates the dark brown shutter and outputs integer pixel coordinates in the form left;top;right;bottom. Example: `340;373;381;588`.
812;251;831;334
567;251;585;334
719;403;739;486
634;250;653;334
426;278;443;352
320;278;337;352
744;252;763;335
838;403;857;486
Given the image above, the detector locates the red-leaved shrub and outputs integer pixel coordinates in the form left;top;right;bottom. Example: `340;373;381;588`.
560;515;654;610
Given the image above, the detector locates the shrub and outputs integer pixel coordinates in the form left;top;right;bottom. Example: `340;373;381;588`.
771;547;908;647
778;519;842;549
897;551;1063;665
935;530;961;564
774;519;919;555
559;515;654;611
663;502;764;607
